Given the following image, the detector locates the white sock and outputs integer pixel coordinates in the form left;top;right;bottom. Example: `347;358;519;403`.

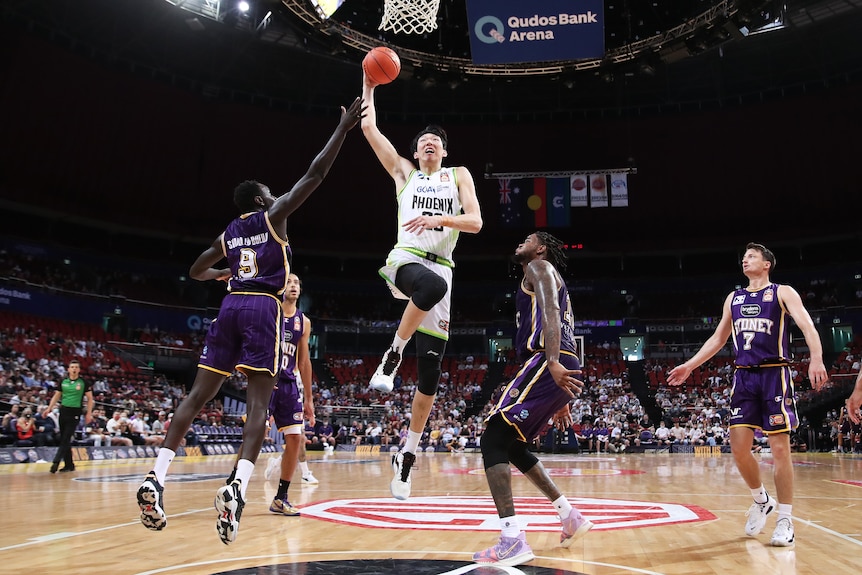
750;485;768;504
235;459;254;498
404;430;422;454
299;461;310;476
153;448;175;485
392;333;411;353
777;504;792;522
553;495;572;519
500;515;520;539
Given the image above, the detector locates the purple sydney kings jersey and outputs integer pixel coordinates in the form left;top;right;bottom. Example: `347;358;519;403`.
489;274;580;442
222;211;290;296
269;309;307;430
514;276;577;362
279;310;306;385
730;283;791;367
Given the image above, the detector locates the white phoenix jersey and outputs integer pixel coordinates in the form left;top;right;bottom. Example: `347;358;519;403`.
394;167;462;260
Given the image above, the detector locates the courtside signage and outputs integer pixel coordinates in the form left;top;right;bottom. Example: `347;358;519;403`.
301;495;715;531
466;0;604;65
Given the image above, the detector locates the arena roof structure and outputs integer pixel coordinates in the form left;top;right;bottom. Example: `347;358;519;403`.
3;0;861;120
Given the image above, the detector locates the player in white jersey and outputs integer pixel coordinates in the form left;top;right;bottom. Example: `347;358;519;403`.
361;70;483;500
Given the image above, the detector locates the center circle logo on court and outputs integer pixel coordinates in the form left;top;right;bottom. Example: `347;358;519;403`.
300;495;714;531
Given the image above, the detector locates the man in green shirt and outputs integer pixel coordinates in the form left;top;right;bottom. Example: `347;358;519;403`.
45;360;93;473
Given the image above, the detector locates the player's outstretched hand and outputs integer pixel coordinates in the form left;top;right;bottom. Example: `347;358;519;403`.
338;97;367;131
666;364;691;386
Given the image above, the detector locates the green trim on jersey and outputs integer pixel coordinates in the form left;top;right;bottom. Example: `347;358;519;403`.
395;169;416;201
396;246;454;268
417;325;449;341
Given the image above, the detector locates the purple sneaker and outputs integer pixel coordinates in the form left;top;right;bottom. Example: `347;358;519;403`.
561;509;594;548
472;532;535;566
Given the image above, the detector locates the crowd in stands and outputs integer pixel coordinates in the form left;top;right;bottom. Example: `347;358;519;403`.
3;305;862;457
0;315;203;448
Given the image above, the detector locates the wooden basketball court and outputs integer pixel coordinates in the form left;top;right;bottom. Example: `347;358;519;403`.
3;449;861;574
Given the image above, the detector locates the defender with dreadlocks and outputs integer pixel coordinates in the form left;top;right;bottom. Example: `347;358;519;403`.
473;232;593;567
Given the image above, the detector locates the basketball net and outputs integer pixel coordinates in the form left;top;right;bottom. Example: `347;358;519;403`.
379;0;440;34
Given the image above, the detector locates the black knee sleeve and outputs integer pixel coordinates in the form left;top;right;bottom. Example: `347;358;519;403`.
509;441;539;474
479;414;538;471
415;333;446;396
412;273;447;311
481;416;516;469
480;415;540;472
395;264;447;311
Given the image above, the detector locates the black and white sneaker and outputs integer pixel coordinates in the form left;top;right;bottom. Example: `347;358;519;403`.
214;479;245;545
370;347;402;393
770;518;795;547
744;494;777;536
137;471;167;531
390;450;416;500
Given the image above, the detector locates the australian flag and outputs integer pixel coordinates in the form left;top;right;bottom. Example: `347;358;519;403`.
499;178;524;227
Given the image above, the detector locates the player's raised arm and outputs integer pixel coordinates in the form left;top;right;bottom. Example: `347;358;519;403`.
268;97;365;224
360;71;412;187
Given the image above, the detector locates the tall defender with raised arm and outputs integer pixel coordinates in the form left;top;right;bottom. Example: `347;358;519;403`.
135;98;364;545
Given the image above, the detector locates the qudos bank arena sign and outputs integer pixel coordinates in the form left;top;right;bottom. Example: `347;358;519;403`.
467;0;605;65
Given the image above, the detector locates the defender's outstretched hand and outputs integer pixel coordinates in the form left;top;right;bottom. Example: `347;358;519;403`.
338;97;367;131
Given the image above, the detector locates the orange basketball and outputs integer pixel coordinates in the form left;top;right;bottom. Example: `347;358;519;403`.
363;47;401;86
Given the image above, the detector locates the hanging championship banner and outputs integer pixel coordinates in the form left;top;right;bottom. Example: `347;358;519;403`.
589;173;608;208
610;172;629;207
570;174;588;207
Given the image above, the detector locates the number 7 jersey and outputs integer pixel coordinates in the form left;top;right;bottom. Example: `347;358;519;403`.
730;283;791;367
394;167;462;261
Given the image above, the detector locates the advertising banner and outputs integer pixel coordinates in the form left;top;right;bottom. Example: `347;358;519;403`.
467;0;605;65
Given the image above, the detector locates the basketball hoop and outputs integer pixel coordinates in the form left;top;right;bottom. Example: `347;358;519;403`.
379;0;440;35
